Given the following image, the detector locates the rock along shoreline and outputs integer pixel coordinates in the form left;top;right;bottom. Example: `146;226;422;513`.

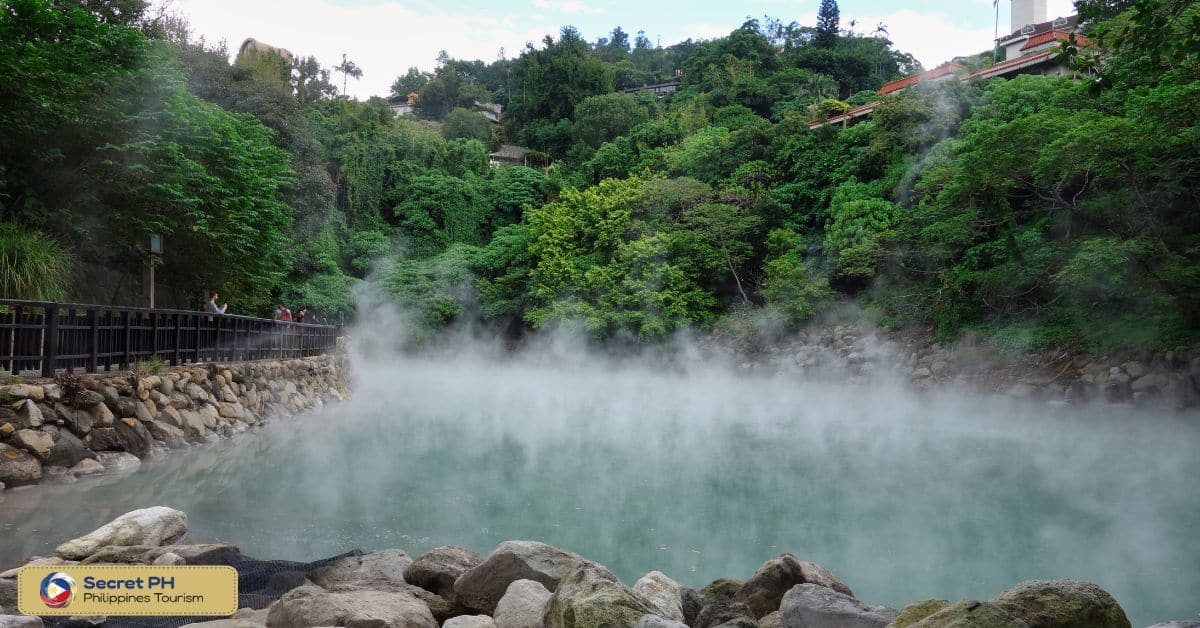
0;354;350;492
2;506;1193;628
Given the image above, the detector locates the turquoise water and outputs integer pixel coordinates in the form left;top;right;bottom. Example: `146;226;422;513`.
2;353;1197;626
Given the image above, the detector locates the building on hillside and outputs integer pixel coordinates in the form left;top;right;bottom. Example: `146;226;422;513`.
388;92;419;117
622;81;682;98
238;38;294;64
489;144;531;167
809;0;1085;130
1000;15;1080;60
877;62;967;96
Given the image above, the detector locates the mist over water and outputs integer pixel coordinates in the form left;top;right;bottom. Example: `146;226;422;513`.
2;322;1198;627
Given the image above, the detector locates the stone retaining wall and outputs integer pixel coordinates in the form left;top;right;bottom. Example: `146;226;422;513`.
707;324;1200;410
0;354;350;490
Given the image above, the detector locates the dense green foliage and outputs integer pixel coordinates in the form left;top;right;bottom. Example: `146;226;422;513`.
2;0;1196;353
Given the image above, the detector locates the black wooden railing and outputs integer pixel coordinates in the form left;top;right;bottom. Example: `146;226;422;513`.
0;300;340;377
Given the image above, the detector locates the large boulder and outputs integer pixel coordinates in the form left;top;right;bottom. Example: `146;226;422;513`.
702;579;745;606
308;549;412;592
989;580;1130;628
887;600;951;628
265;584;437;628
0;442;41;486
543;561;653;628
11;399;43;428
95;451;141;473
453;540;584;614
907;600;1029;627
0;615;43;627
760;611;784;628
636;616;690;628
144;419;186;448
78;543;241;566
89;401;115;428
493;579;552;628
400;585;468;624
178;606;267;627
736;554;853;617
633;571;686;622
443;616;496;628
72;389;104;408
0;576;16;612
56;507;188;560
44;430;96;468
0;384;44;402
695;601;758;628
113;418;153;458
11;429;54;457
404;545;483;599
780;583;897;628
87;427;124;452
54;402;92;434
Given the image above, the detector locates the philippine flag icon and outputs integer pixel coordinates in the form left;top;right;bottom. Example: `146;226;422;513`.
39;572;76;609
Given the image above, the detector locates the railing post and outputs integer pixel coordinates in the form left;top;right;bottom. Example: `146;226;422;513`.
122;311;132;370
194;313;202;363
151;311;160;362
215;315;222;361
88;308;98;373
42;305;59;378
173;313;181;366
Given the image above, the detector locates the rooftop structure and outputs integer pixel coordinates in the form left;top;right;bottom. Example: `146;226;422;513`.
621;82;682;98
237;38;294;64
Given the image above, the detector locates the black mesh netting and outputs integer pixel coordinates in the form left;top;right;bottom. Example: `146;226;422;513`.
43;547;364;628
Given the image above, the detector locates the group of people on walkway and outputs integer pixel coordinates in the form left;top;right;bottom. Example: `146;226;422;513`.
204;292;330;325
274;302;309;323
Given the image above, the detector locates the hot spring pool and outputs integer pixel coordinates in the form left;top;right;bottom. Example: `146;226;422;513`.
2;352;1197;626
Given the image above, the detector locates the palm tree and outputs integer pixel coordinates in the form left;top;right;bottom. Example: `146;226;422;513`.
335;53;363;96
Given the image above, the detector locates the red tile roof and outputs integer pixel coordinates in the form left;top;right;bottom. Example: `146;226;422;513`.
1020;29;1085;51
878;63;966;95
964;49;1056;81
808;102;880;129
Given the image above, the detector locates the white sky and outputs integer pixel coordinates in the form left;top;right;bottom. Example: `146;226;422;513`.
170;0;1078;100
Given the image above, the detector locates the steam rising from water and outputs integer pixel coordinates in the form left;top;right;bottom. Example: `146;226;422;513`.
1;305;1198;626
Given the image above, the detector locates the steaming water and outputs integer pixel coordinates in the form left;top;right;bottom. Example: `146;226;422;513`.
2;351;1198;626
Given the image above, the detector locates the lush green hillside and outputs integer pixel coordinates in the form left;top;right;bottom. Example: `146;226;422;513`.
1;0;1196;352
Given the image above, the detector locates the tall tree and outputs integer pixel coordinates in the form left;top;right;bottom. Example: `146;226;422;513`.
335;53;362;95
390;66;429;98
816;0;840;48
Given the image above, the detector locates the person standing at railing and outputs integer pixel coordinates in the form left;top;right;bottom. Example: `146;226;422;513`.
296;307;307;323
206;292;228;315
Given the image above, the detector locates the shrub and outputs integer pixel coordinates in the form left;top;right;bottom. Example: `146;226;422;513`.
0;222;73;300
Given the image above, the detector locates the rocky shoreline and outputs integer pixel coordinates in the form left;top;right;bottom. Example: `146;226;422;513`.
705;324;1200;410
0;507;1194;628
0;355;350;491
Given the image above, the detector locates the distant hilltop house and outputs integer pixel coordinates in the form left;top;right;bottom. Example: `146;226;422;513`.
489;144;530;167
810;0;1086;130
622;81;682;98
388;92;419;117
237;38;294;64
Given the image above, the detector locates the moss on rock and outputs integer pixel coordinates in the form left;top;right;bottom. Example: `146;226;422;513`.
990;580;1131;628
887;599;951;627
911;600;1029;627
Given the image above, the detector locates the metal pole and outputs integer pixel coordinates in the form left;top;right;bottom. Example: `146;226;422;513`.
149;263;155;309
